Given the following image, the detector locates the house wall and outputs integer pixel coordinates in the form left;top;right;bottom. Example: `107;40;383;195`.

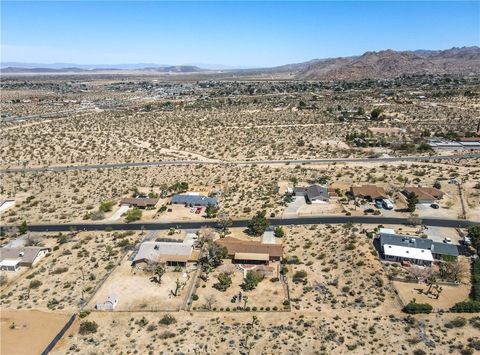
385;254;432;266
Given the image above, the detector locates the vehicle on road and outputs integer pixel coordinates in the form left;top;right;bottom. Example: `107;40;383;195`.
430;203;439;209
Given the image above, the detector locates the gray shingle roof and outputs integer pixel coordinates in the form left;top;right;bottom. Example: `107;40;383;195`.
0;247;50;265
379;233;458;257
306;185;329;201
171;194;217;206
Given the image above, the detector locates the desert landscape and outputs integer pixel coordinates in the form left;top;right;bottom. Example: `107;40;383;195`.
1;1;480;354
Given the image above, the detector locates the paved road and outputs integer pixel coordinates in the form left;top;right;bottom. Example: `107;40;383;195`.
4;216;477;233
1;153;479;174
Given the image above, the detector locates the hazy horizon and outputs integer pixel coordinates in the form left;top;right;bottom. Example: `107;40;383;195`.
2;1;479;67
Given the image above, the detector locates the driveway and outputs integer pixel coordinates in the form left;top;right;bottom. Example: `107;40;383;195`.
106;204;130;221
283;196;306;216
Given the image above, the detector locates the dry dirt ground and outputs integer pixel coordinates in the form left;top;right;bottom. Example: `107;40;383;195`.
87;257;192;312
0;225;478;354
393;281;471;310
1;159;479;225
1;309;71;355
0;231;140;311
192;260;286;311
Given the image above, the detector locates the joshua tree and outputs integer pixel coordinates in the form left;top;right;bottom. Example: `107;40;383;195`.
243;295;249;310
425;276;437;295
171;278;186;297
154;265;165;284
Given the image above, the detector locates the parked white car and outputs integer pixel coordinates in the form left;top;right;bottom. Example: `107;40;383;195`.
443;237;453;244
382;199;394;210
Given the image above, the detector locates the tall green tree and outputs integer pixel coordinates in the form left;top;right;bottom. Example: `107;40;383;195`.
205;204;219;218
18;221;28;235
247;210;269;236
407;193;418;212
468;225;480;255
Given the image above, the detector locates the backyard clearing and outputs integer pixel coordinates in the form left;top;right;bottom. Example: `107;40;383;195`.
1;309;71;355
192;260;286;311
393;280;471;310
88;258;193;311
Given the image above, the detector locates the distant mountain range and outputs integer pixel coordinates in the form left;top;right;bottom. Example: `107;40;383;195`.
2;46;479;80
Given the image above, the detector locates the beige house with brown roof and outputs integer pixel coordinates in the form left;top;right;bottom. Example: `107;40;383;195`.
350;185;387;201
403;186;444;204
216;237;283;264
119;197;159;209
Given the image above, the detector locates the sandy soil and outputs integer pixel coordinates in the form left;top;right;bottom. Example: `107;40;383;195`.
393;281;471;309
1;309;71;355
193;260;285;310
88;258;192;311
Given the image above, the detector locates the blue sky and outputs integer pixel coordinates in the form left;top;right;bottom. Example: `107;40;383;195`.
1;1;479;67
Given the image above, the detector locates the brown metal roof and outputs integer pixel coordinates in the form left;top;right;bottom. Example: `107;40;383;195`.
234;252;269;261
350;185;387;200
404;187;444;201
216;237;283;259
120;197;159;207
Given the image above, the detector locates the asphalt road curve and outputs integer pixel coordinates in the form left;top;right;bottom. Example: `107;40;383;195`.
1;153;479;174
4;216;478;233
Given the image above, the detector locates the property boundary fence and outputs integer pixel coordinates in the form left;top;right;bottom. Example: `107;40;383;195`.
80;253;126;310
41;313;76;355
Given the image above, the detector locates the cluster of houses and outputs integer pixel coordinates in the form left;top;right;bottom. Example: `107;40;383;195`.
120;192;218;210
378;228;459;267
286;182;444;209
428;137;480;151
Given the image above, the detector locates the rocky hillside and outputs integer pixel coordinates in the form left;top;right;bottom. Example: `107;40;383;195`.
294;46;480;80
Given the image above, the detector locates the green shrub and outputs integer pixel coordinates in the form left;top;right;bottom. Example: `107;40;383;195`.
159;314;176;326
99;200;115;213
78;310;90;318
241;270;264;291
445;317;467;328
125;208;142;223
293;270;308;282
450;301;480;313
29;280;42;289
79;321;98;335
403;302;433;314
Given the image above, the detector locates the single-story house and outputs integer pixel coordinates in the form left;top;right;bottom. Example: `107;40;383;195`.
0;246;51;271
171;193;217;207
350;185;387;201
378;231;458;266
132;241;193;266
95;294;119;311
294;185;330;203
120;197;159;209
429;138;480;151
216;237;283;264
403;186;444;204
